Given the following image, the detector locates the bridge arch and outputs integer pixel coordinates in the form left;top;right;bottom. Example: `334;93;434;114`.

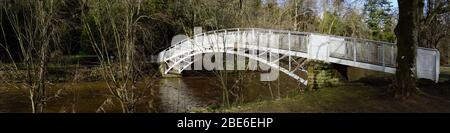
162;50;308;85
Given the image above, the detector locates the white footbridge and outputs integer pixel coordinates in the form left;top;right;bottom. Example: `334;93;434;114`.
157;28;440;85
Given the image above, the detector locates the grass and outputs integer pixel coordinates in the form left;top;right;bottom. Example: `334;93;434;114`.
206;67;450;113
215;84;450;113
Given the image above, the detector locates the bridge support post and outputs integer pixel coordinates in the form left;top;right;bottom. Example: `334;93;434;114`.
305;61;344;90
332;63;349;80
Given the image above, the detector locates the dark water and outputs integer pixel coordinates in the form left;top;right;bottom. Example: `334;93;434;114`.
0;72;302;113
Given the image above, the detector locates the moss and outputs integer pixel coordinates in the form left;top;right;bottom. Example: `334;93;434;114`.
306;60;343;90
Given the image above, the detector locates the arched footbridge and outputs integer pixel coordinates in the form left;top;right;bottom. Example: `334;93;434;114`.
157;28;440;85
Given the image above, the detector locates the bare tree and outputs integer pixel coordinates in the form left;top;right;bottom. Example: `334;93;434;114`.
83;0;149;113
1;0;63;113
419;0;450;48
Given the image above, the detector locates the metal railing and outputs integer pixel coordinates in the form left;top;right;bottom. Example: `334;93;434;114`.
328;37;397;68
160;28;310;62
162;28;399;69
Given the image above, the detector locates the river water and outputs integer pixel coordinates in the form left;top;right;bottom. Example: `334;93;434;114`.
0;72;302;113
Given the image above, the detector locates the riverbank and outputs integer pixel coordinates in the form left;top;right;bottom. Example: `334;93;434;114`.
213;84;450;113
207;67;450;113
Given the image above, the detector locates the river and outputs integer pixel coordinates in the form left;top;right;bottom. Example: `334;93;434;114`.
0;72;302;113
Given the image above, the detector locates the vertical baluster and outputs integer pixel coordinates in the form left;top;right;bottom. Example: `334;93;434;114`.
288;32;291;71
353;39;357;62
367;41;370;63
306;34;310;52
201;33;204;51
224;30;227;52
268;30;271;61
366;41;370;63
238;29;240;51
212;31;216;51
252;29;256;56
382;43;385;67
252;29;255;48
392;45;395;67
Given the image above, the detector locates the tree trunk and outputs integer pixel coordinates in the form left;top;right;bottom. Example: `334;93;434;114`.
294;0;299;31
394;0;424;98
36;42;48;113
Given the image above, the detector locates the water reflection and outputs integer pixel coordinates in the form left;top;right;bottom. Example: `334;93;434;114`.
158;78;205;113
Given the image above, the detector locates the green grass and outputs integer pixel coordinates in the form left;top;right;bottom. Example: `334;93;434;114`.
206;67;450;113
212;83;450;113
441;66;450;75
